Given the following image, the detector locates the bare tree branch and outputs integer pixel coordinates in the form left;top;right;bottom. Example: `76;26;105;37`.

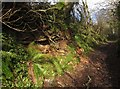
1;9;12;19
1;20;26;32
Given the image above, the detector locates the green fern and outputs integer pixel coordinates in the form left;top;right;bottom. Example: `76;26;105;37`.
52;58;63;75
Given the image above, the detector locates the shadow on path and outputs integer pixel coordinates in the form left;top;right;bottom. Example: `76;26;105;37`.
96;41;120;87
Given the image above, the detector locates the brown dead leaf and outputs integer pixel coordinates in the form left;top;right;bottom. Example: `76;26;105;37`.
27;61;37;84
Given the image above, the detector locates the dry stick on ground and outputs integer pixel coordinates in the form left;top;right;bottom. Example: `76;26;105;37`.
85;75;92;89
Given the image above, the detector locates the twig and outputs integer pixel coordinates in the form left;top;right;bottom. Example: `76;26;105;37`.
8;16;23;23
8;8;21;19
0;20;26;32
8;21;24;27
34;7;59;12
85;75;91;89
1;9;12;19
27;10;44;25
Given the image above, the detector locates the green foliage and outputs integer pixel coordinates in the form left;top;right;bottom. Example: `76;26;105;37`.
55;2;65;10
2;60;13;79
72;22;107;53
52;58;63;75
2;51;32;87
74;34;91;53
33;63;44;87
2;33;32;87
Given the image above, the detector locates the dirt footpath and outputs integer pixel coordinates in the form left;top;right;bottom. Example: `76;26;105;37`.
52;42;120;88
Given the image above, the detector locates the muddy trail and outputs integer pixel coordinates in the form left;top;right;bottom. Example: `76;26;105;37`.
48;41;120;88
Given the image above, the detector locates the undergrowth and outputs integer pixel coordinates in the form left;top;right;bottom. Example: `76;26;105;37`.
1;33;80;87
